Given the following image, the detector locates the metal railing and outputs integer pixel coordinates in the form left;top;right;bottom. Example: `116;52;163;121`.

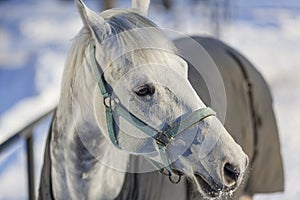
0;108;55;200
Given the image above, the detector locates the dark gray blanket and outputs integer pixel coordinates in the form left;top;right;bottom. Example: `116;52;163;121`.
39;36;284;199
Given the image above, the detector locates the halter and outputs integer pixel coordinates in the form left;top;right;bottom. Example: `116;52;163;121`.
89;43;216;183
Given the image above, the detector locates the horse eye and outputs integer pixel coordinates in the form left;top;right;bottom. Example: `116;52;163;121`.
134;84;155;97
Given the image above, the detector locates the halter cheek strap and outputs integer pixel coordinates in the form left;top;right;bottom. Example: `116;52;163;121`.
89;43;216;181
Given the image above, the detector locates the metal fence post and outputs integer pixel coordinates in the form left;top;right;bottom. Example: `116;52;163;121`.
26;132;35;200
0;108;55;199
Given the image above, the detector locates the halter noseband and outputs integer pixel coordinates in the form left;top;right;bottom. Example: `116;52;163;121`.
89;43;216;182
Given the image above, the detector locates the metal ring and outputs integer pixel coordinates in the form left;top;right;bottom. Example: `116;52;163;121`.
169;174;182;184
103;96;112;108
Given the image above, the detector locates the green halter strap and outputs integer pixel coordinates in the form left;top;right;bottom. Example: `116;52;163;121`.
89;43;216;179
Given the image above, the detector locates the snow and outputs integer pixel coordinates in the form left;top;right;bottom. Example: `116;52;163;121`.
0;0;299;199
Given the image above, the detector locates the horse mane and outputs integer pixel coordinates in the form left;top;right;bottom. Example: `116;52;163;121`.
59;28;91;103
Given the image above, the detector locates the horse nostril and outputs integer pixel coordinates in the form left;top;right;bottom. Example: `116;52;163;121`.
223;163;240;186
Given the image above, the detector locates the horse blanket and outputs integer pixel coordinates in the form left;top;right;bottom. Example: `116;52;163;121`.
39;36;284;199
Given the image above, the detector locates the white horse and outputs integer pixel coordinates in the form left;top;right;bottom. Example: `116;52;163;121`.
39;0;250;199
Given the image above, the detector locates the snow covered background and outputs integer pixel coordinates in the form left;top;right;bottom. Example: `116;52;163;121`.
0;0;299;199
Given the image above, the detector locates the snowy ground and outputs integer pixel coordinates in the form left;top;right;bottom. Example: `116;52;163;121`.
0;0;299;199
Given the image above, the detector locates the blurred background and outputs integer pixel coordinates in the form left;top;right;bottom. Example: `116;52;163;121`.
0;0;299;199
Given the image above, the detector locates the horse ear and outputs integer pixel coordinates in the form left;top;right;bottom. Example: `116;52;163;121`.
132;0;150;16
75;0;111;41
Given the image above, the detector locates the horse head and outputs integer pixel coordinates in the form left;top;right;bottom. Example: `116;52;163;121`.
74;0;248;198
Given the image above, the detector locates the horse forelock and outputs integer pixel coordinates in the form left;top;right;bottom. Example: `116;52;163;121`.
99;11;180;80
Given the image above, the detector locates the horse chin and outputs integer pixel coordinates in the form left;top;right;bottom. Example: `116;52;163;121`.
194;174;222;198
191;174;238;199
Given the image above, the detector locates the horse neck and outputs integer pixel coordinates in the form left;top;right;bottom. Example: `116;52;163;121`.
50;31;129;199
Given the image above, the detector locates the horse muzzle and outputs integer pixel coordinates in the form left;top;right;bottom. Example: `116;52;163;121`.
192;152;249;198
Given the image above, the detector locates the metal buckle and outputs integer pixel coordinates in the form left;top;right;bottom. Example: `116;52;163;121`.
159;168;171;176
155;131;170;147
